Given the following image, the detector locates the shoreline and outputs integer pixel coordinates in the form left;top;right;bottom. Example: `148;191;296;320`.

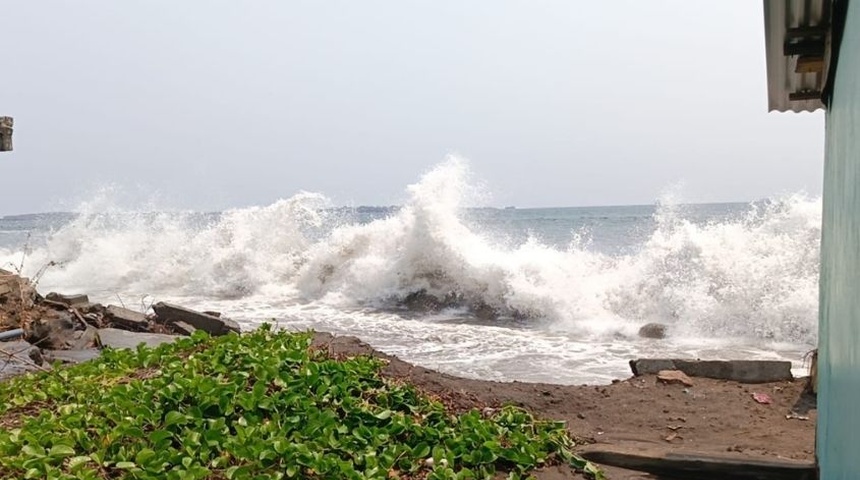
0;272;817;479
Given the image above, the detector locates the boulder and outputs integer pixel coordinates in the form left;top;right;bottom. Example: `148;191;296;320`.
638;323;667;339
105;305;149;331
630;359;793;384
152;302;240;336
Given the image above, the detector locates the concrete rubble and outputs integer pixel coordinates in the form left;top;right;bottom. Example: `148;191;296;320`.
0;271;241;379
630;358;793;383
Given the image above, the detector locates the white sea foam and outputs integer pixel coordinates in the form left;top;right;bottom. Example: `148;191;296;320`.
0;157;821;383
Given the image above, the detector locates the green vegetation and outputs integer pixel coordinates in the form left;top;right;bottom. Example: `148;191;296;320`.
0;326;602;480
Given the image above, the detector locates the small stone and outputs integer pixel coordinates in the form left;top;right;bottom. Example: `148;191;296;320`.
577;413;586;419
657;369;694;387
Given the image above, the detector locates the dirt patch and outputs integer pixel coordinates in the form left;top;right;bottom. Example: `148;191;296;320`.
313;332;816;479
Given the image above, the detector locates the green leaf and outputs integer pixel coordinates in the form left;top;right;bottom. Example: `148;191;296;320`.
115;461;137;469
49;444;76;458
374;410;393;420
164;410;185;427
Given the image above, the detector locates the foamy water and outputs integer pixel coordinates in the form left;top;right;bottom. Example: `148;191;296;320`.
0;158;820;384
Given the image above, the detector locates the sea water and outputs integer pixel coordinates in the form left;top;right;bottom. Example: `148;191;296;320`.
0;158;820;384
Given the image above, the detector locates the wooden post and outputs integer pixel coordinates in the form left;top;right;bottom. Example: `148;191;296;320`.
0;117;12;152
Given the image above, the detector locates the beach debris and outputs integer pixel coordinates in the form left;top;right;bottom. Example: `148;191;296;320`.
786;412;810;421
663;433;682;443
638;322;667;339
153;302;240;336
105;305;150;332
666;425;683;431
630;358;793;383
657;370;694;387
97;328;180;349
45;292;90;308
751;392;773;404
0;328;24;342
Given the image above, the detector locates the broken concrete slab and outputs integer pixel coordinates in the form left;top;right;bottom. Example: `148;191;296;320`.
170;321;197;336
43;349;101;364
45;292;90;308
97;328;178;350
580;443;815;480
630;359;793;384
0;340;45;379
153;302;240;336
105;305;149;331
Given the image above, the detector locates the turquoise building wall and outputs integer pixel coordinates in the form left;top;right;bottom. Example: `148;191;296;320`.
818;2;860;478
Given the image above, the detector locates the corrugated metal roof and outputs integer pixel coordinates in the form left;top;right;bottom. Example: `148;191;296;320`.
763;0;829;112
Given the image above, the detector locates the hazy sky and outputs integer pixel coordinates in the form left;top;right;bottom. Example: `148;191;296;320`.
1;1;824;215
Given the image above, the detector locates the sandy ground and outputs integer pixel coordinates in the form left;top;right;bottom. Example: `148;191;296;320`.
312;332;816;479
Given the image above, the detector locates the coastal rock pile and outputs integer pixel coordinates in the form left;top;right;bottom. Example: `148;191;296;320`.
0;269;239;380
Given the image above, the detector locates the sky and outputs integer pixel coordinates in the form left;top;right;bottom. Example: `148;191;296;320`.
0;1;824;215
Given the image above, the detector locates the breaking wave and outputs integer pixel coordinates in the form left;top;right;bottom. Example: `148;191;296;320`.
0;157;820;345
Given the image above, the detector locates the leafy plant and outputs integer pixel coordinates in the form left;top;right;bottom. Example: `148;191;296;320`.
0;326;602;479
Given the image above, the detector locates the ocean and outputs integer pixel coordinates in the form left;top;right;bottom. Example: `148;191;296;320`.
0;159;821;384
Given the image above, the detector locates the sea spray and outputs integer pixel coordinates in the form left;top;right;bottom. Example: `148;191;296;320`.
0;158;821;348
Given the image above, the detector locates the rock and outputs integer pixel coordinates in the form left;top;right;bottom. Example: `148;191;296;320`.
97;328;179;349
657;370;694;387
152;302;239;336
69;325;100;350
630;359;793;384
105;305;150;331
27;312;77;349
170;321;197;336
203;311;221;318
402;290;445;312
43;349;101;364
638;323;667;339
45;292;90;308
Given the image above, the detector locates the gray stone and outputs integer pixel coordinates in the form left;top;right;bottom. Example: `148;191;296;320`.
69;325;100;350
630;358;793;383
43;349;101;364
105;305;149;331
152;302;240;336
27;312;77;349
45;292;90;308
97;328;179;349
170;321;197;336
0;340;44;379
638;323;667;339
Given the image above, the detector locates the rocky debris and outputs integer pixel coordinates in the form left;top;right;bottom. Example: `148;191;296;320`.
45;292;90;308
97;328;179;349
170;321;197;336
0;271;237;379
638;323;667;339
42;349;101;364
630;359;793;384
153;302;240;336
657;370;694;387
27;312;79;349
0;340;45;379
105;305;150;331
